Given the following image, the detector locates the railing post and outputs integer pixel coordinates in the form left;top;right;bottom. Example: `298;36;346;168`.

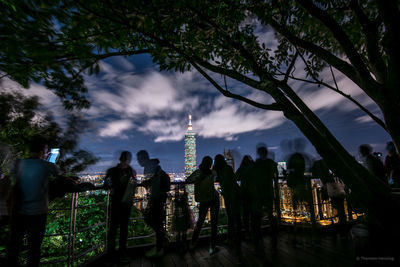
67;192;78;267
274;177;281;226
105;190;110;253
67;193;75;267
316;187;324;220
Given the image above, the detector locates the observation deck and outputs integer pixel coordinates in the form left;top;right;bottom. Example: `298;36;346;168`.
0;178;370;266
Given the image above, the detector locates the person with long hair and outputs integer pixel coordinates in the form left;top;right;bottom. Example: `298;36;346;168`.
213;154;241;253
235;155;254;238
187;156;220;254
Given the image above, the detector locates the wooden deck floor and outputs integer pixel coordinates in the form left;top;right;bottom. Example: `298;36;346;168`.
88;231;357;267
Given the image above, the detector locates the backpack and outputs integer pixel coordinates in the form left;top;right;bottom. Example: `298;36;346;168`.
367;155;386;183
159;168;171;193
194;170;215;203
287;153;306;189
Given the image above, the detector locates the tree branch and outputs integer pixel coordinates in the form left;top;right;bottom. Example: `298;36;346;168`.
350;0;387;83
284;52;299;83
194;59;260;89
268;17;382;101
0;49;149;84
297;0;374;82
54;49;150;64
376;0;400;92
53;26;130;44
74;0;124;25
188;6;265;77
191;61;282;111
328;65;387;130
293;46;386;130
268;19;357;83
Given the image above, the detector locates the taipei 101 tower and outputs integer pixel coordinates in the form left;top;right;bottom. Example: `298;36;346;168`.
184;115;197;178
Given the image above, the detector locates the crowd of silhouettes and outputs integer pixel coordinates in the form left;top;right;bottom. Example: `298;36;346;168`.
2;135;400;265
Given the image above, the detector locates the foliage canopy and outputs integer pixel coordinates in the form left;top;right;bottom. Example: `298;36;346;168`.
0;91;98;175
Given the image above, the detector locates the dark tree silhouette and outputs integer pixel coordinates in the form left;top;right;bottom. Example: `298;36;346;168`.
0;91;98;176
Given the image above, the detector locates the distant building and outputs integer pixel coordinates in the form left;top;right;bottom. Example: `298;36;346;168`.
184;115;196;178
277;161;287;177
223;149;235;170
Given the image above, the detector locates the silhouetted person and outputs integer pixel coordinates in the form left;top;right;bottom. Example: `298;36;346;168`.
6;135;59;267
0;174;11;227
282;138;313;171
384;141;400;187
187;156;220;254
172;184;191;252
213;154;241;253
312;159;347;229
359;144;386;184
104;151;136;259
137;150;170;258
246;145;278;252
235;155;254;238
287;151;316;243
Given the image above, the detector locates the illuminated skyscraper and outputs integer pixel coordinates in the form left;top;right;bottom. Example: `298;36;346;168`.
184;115;196;178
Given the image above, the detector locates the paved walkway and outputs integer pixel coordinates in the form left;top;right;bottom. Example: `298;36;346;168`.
88;231;356;267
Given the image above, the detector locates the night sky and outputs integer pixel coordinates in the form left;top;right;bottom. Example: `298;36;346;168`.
3;53;390;174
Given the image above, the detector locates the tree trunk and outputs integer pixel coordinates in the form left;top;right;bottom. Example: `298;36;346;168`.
262;82;399;236
284;105;398;233
381;104;400;152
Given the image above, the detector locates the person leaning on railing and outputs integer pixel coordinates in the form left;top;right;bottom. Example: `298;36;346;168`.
103;151;136;261
312;159;347;229
244;145;278;251
6;135;59;267
136;150;170;258
213;154;242;254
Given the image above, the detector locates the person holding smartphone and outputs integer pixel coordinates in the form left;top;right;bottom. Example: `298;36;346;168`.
6;135;59;267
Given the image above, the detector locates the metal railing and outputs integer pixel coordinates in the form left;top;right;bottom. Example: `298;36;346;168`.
34;178;357;266
38;189;109;266
276;179;359;225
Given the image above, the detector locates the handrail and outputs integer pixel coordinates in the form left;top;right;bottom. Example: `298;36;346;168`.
76;222;106;234
35;178;359;266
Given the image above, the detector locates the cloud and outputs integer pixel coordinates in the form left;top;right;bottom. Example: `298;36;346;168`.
138;118;186;142
98;119;134;138
110;57;136;71
288;61;382;119
90;71;200;117
84;61;288;142
0;77;66;125
1;77;61;108
84;61;290;142
355;115;373;123
256;26;278;51
195;96;286;140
